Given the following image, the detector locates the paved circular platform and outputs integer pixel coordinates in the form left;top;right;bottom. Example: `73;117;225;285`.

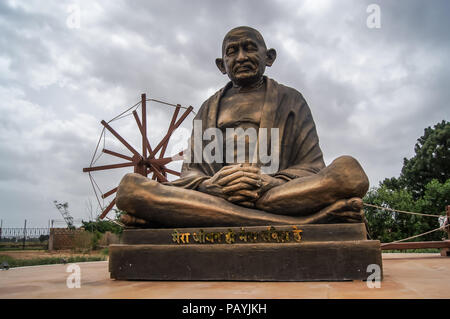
0;253;449;298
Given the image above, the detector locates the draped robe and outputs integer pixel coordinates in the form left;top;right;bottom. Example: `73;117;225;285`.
168;77;326;189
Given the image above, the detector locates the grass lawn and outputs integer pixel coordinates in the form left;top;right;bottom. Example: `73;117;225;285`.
382;248;441;253
0;249;108;268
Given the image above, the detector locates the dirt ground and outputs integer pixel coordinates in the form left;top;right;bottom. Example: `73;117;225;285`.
0;249;107;260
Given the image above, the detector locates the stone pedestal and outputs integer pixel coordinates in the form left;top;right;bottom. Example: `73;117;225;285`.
109;223;382;281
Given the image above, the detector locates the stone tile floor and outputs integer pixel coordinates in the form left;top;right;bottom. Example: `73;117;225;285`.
0;253;449;299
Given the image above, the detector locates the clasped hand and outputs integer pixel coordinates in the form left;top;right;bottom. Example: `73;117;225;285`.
199;164;284;208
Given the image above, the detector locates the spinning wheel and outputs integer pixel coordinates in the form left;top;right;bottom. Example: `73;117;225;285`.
83;93;194;219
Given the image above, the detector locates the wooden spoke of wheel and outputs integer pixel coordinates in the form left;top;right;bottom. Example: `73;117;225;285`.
141;94;147;160
163;168;181;176
159;104;181;160
150;150;185;179
102;148;133;161
146;157;173;166
143;104;190;180
148;166;181;177
132;110;153;158
100;120;141;158
83;162;135;172
158;104;181;177
148;164;168;182
83;93;192;220
101;187;118;199
149;105;193;158
85;119;141;219
99;198;116;220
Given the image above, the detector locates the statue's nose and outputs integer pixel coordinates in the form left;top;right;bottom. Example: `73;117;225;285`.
236;49;247;62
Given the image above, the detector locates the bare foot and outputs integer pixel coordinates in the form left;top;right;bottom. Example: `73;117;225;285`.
120;214;151;227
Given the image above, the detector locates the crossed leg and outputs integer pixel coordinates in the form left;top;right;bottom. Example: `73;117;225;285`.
256;156;369;216
116;156;369;228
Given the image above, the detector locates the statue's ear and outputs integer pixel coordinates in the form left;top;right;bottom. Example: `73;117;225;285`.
265;48;277;67
215;58;227;74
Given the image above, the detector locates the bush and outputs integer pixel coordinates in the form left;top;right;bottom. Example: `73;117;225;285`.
364;179;449;242
81;220;122;235
0;254;106;268
39;235;49;242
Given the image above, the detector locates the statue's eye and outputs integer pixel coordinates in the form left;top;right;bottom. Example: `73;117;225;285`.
246;44;257;52
226;46;237;56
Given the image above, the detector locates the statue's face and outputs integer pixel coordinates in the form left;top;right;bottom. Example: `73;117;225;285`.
217;29;275;87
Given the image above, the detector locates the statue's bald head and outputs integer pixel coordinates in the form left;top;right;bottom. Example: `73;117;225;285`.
216;26;276;88
221;26;267;54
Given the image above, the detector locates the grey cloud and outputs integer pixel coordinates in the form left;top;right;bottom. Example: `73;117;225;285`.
0;0;448;226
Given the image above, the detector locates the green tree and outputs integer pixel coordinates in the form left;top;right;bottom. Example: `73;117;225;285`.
81;209;124;250
364;179;449;242
364;120;449;243
384;120;449;198
81;208;124;235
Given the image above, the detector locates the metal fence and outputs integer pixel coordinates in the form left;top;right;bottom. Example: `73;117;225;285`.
0;227;49;239
0;227;50;250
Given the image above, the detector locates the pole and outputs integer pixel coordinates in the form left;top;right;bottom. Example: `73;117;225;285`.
142;93;147;168
22;219;27;250
441;205;450;257
0;219;3;241
446;205;450;240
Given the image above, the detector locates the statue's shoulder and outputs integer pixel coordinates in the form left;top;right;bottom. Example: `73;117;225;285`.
192;89;219;120
269;78;307;104
205;87;225;104
196;84;230;115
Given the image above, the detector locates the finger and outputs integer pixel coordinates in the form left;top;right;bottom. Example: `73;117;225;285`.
239;165;261;172
223;182;255;194
218;171;261;186
217;170;246;185
239;201;255;208
218;165;260;178
218;164;243;177
239;166;261;175
210;165;242;183
219;164;242;172
222;163;260;171
227;195;247;202
229;189;259;201
226;176;262;187
235;189;259;199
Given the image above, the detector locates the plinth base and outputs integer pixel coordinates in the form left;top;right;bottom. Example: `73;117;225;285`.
109;224;383;281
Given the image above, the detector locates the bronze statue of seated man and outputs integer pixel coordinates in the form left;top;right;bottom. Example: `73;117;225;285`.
116;26;369;228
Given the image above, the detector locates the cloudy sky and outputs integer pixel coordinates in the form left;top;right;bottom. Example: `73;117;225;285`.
0;0;448;227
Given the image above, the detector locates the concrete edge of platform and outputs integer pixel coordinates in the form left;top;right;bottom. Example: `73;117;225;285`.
0;260;108;271
109;240;382;281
